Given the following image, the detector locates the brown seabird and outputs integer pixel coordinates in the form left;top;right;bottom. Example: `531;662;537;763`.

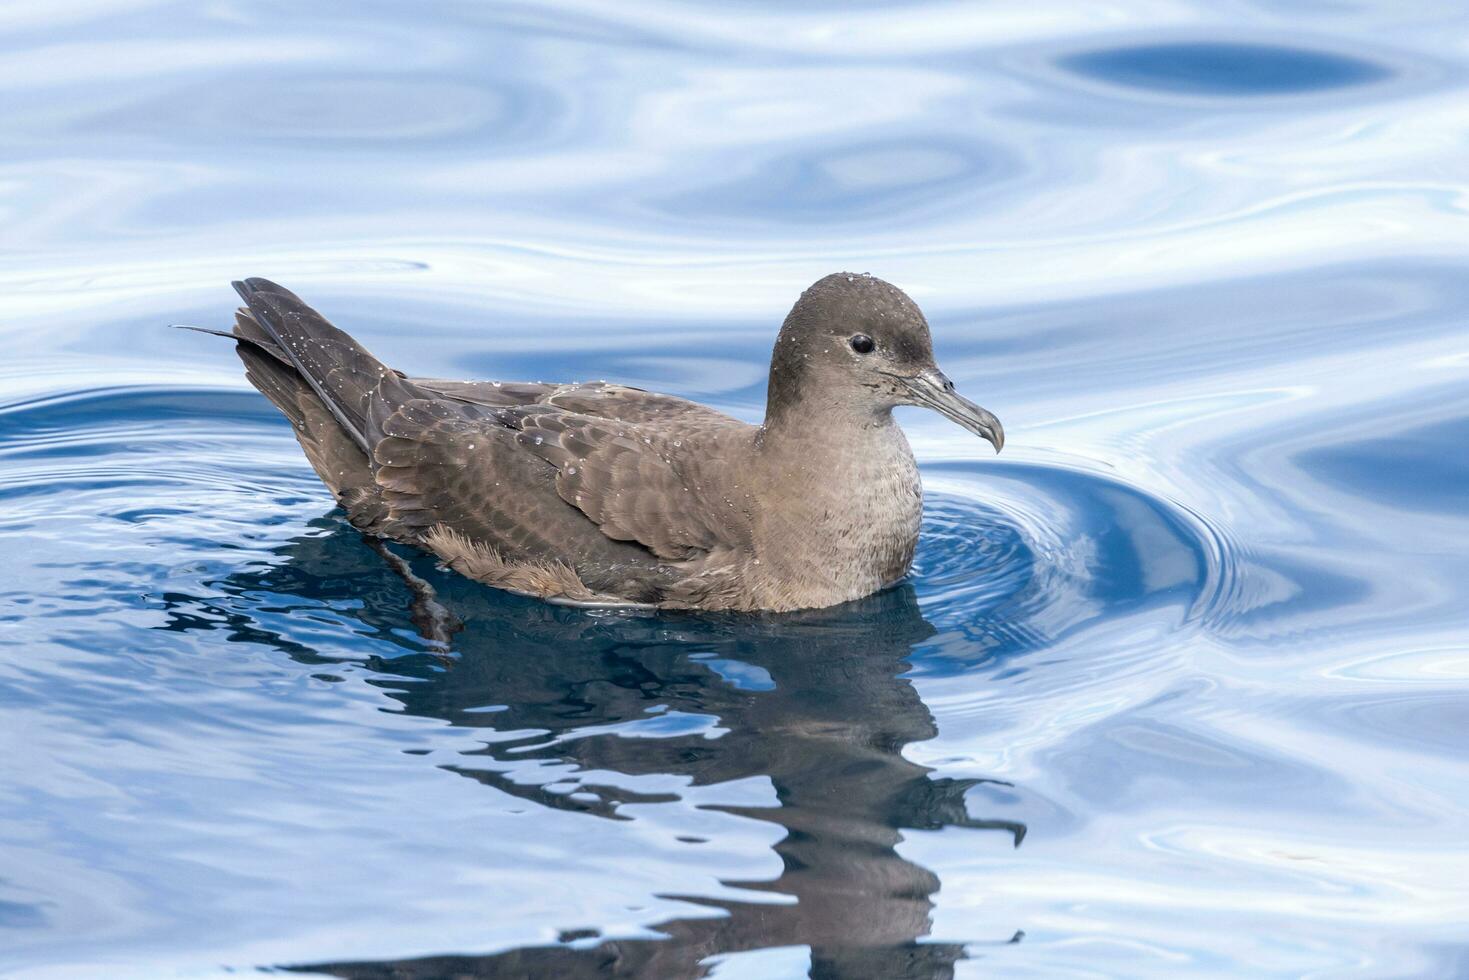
203;273;1002;612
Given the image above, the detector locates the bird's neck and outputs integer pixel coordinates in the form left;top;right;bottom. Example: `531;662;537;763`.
755;402;913;490
760;374;896;444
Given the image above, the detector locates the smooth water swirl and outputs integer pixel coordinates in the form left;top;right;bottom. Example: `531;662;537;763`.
3;2;1468;977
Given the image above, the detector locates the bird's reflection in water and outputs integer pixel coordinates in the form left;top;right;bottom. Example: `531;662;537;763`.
167;521;1025;979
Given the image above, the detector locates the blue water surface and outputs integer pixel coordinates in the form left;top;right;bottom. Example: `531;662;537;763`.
2;2;1468;977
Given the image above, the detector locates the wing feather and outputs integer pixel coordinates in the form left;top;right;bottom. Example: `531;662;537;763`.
365;387;750;565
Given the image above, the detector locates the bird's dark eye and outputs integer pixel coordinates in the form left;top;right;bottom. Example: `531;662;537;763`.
849;334;875;354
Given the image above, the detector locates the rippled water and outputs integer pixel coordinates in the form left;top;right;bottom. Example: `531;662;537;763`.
4;2;1469;977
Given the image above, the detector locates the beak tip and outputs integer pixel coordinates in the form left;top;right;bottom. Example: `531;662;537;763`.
983;418;1004;454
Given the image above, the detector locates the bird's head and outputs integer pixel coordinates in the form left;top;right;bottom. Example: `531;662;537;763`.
766;272;1003;452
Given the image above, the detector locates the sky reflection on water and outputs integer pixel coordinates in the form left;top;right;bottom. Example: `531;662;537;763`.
2;1;1468;977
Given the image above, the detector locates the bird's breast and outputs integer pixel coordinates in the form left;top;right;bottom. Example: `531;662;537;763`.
745;425;922;607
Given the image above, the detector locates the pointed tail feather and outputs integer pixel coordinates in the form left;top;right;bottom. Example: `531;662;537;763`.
230;278;390;454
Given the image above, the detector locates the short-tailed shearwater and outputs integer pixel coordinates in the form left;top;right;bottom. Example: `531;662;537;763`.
201;273;1002;611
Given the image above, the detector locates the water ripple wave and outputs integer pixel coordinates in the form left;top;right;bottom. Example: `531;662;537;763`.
3;1;1469;977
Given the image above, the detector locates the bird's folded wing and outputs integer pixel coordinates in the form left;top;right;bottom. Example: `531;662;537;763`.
413;378;738;427
369;398;551;545
369;396;744;564
508;407;747;562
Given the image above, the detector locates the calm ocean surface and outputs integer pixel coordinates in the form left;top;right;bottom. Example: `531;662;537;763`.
3;2;1468;977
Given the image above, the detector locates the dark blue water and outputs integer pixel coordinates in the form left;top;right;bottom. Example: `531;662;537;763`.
1059;43;1391;96
3;3;1468;978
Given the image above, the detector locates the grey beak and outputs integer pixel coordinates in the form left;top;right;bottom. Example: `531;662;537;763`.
903;369;1004;453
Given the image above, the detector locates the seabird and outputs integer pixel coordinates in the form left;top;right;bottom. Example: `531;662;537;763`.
199;273;1003;612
